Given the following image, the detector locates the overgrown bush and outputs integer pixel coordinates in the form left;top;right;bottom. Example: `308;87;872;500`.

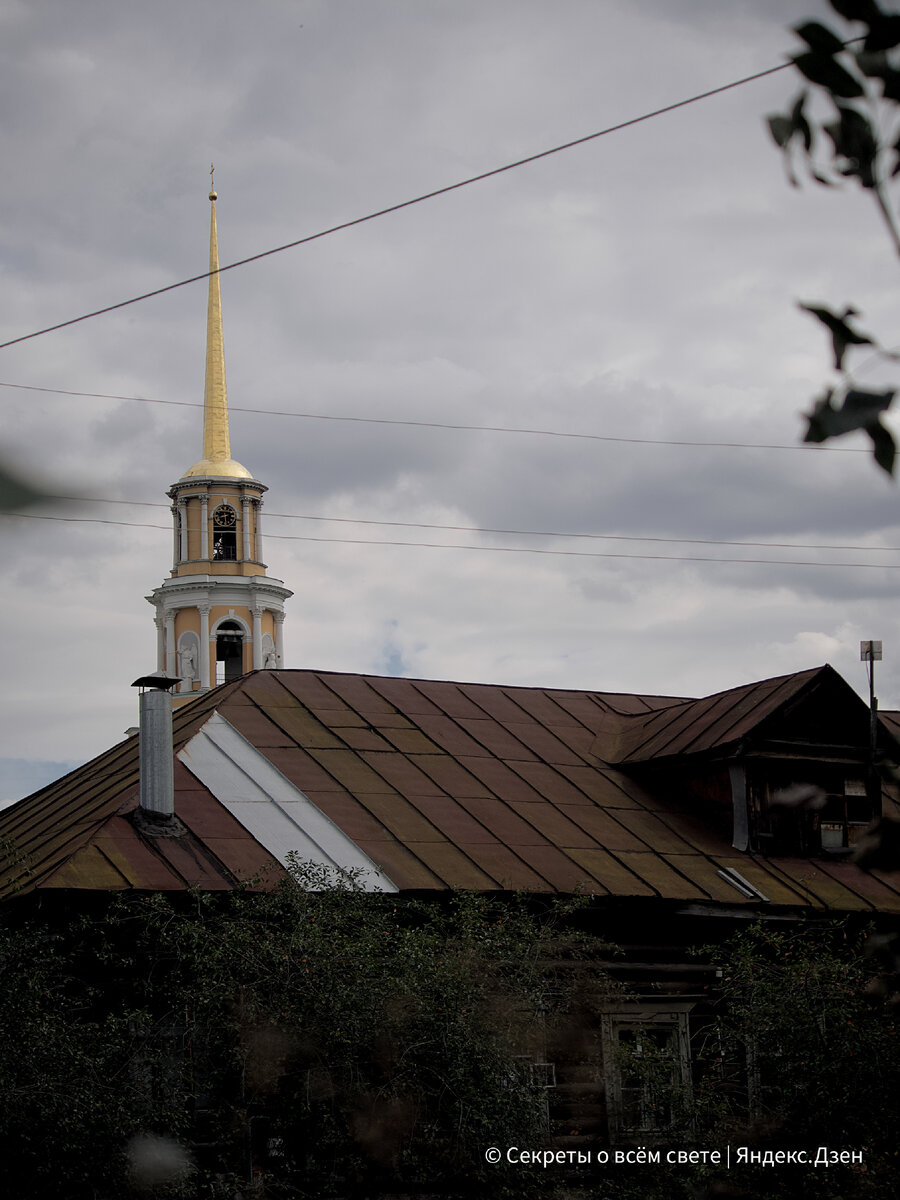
684;921;900;1199
0;863;590;1199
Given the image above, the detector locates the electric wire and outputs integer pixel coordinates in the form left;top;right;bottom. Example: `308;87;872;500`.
6;510;899;570
2;52;880;574
48;493;900;554
0;59;792;352
0;380;868;455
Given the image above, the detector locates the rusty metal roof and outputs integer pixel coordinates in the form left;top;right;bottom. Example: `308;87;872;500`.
0;678;281;899
880;710;900;741
2;665;899;913
599;665;866;764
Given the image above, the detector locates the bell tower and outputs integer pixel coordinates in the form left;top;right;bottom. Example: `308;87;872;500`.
148;177;292;702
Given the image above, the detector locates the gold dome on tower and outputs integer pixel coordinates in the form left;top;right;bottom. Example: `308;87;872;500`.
181;456;254;480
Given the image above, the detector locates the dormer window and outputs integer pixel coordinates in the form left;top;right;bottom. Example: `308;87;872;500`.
820;777;870;851
212;504;237;561
751;765;875;857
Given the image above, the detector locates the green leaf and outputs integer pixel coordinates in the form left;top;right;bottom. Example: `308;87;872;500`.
865;13;900;50
823;103;878;187
790;90;813;151
829;0;881;22
804;394;841;441
804;390;843;442
798;302;875;368
869;419;897;475
855;48;892;77
803;387;896;475
854;47;900;95
795;20;847;54
844;386;894;419
881;66;900;101
791;50;865;97
767;112;795;149
766;93;813;181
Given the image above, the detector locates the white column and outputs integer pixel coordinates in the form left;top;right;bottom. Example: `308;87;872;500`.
200;495;209;560
165;611;176;677
274;610;285;666
252;605;263;670
199;604;211;689
242;496;251;561
255;502;264;565
171;506;179;569
155;614;165;672
178;499;188;562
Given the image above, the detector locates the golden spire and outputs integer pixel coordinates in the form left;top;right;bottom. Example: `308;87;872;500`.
181;167;252;480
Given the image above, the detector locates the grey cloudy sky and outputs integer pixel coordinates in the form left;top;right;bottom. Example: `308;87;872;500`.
2;0;899;802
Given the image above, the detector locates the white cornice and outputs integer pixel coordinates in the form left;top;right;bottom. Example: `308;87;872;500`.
167;476;268;496
147;575;293;609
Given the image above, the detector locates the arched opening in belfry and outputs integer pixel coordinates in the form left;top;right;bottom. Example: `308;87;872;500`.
212;503;238;561
215;620;244;683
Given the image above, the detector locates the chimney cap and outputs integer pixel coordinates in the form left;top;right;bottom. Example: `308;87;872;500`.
132;671;181;691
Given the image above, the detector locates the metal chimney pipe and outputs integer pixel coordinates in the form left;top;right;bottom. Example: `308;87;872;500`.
132;673;180;819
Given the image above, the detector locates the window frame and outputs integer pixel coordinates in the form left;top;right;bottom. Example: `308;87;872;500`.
601;1008;692;1143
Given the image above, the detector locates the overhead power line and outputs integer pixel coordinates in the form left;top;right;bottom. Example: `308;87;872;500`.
0;59;792;353
0;380;867;455
50;493;900;554
6;511;899;571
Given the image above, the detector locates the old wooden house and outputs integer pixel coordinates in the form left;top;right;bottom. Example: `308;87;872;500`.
3;660;899;1146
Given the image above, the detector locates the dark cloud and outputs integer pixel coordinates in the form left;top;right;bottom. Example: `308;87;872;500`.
2;0;899;779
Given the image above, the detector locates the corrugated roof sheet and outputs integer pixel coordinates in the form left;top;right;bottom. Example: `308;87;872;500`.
2;665;899;912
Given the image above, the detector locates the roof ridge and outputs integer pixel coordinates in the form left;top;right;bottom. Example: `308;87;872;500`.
234;663;831;704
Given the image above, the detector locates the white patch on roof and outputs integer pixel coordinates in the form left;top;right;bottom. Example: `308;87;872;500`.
178;710;398;892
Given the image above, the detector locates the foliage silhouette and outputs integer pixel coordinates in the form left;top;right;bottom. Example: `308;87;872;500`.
0;865;599;1199
767;0;900;474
